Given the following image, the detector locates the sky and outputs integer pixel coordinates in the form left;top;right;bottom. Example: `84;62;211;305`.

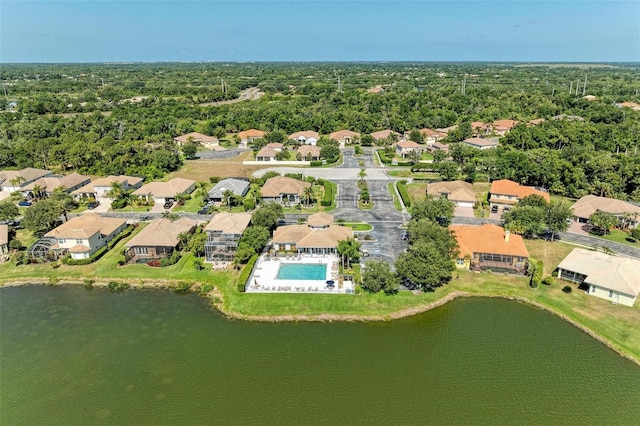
1;0;638;63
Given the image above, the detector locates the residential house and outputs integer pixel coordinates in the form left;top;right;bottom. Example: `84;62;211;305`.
489;179;550;212
471;121;492;136
265;142;283;152
289;130;319;146
204;212;252;261
260;176;311;204
238;129;266;147
367;85;385;94
557;248;640;307
427;181;476;207
528;118;546;126
173;132;219;149
207;178;250;204
419;128;447;144
133;178;196;204
273;213;352;254
124;217;198;262
255;147;278;161
615;102;640;111
0;168;53;192
22;172;91;198
44;213;127;260
370;130;402;143
451;224;529;274
296;145;321;161
492;119;518;136
72;175;144;201
395;140;422;158
435;125;458;135
571;195;640;228
551;114;584;122
582;95;597;101
428;142;450;153
462;137;499;150
329;130;360;145
0;224;8;255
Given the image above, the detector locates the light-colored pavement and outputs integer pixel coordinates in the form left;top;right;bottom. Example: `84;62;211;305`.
454;206;475;218
253;166;391;180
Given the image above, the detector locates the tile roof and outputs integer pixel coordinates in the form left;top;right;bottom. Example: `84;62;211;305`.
616;102;640;111
208;178;250;199
429;142;450;151
307;212;333;228
126;217;198;248
396;140;421;148
133;178;195;199
73;175;143;195
490;179;550;202
45;214;126;240
471;121;491;130
557;249;640;296
289;130;319;140
370;130;401;140
173;132;219;144
69;244;91;253
451;224;529;258
256;147;277;158
492;119;518;130
0;224;8;245
427;181;476;203
419;128;447;138
435;125;458;134
296;145;321;158
273;223;352;249
0;168;51;185
528;118;546;125
463;137;498;148
238;129;266;139
329;130;360;140
571;195;640;219
204;212;252;235
260;176;311;197
23;172;90;193
265;143;283;149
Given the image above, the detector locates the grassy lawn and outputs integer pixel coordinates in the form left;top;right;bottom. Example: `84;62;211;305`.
406;182;428;204
387;182;403;211
339;222;373;231
283;183;335;213
15;229;38;249
420;152;434;161
173;195;205;212
168;153;269;180
592;229;639;248
525;239;576;276
112;204;154;213
71;205;88;214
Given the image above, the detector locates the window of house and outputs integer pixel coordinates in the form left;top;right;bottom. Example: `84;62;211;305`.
76;239;83;245
456;258;465;265
609;290;613;298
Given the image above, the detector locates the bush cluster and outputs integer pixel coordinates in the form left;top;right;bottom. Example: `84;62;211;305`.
319;179;336;207
396;180;411;208
237;254;259;292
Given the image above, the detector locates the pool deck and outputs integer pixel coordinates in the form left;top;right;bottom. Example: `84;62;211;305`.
247;254;354;294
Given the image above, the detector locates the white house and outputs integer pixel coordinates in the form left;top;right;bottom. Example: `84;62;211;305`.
329;130;360;145
571;195;640;228
45;214;127;260
0;168;53;192
238;129;266;147
133;178;196;204
557;248;640;307
22;172;91;198
73;175;144;201
395;140;422;158
462;137;499;150
289;130;319;146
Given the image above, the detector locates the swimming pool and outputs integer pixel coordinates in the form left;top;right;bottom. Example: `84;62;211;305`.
277;263;327;280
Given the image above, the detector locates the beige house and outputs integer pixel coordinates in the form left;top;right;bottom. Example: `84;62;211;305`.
370;130;402;143
73;175;144;200
273;213;352;254
329;130;360;145
428;142;450;153
489;179;550;212
45;213;127;260
419;129;447;144
289;130;319;145
238;129;266;147
133;178;196;204
492;119;518;135
296;145;321;161
471;121;492;136
0;224;8;255
462;137;498;150
427;181;476;207
260;176;311;204
22;172;90;197
557;248;640;307
124;217;197;262
435;125;458;135
571;195;640;228
395;140;422;158
0;168;52;192
451;224;529;274
255;147;278;161
173;132;219;148
204;212;252;261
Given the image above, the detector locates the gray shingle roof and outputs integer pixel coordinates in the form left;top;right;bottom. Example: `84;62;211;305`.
208;178;250;199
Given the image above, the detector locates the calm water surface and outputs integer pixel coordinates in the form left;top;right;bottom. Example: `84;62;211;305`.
1;285;639;425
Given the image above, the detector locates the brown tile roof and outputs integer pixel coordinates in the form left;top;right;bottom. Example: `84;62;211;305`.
528;118;546;125
370;130;401;140
616;102;640;111
427;181;476;203
72;175;143;195
260;176;311;197
133;178;195;199
471;121;491;130
45;214;127;239
419;128;447;138
396;140;421;148
273;224;352;248
0;224;8;246
0;168;51;185
23;172;90;193
69;244;91;253
490;179;550;202
451;224;529;258
307;212;333;228
492;119;518;131
329;130;360;140
256;147;277;158
429;142;450;152
238;129;266;139
296;145;321;158
204;212;252;235
435;125;458;134
571;195;640;220
289;130;319;140
173;132;219;144
463;137;498;148
126;217;198;248
265;143;283;149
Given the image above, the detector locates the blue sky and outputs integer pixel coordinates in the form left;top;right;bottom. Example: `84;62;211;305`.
1;1;638;62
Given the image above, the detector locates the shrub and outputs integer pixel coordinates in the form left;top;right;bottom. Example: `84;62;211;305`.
107;281;129;292
377;149;392;164
542;276;554;286
84;278;94;288
310;161;323;167
173;281;192;294
146;259;161;267
319;179;336;207
396;161;413;167
47;276;59;286
200;282;214;294
111;198;128;209
237;254;259;292
243;198;255;211
396;180;411;208
562;286;572;293
209;176;222;184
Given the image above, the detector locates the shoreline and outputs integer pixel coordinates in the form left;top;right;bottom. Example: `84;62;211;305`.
2;278;639;367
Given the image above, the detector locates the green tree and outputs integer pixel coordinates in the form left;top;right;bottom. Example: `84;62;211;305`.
320;145;340;161
407;219;459;258
517;194;549;209
589;211;618;235
503;205;546;239
410;195;455;225
361;260;399;294
188;232;207;257
337;237;361;269
409;129;423;143
301;186;314;207
233;244;256;264
545;200;572;241
239;225;270;253
22;199;62;237
438;161;459;181
0;201;19;222
49;190;78;222
395;240;455;291
182;141;198;160
251;203;284;232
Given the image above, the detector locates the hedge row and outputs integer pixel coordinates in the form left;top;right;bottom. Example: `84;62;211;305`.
396;180;412;209
528;258;544;288
377;149;392;164
237;254;259;292
63;225;135;265
319;179;336;207
310;161;323;167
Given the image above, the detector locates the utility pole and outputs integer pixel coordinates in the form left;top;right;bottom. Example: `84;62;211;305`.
569;81;573;94
582;74;587;95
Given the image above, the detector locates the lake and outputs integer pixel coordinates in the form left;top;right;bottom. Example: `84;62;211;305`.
1;285;638;425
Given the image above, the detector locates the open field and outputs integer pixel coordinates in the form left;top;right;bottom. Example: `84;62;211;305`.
168;152;269;180
525;239;576;275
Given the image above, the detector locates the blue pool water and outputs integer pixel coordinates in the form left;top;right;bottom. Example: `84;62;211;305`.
277;263;327;280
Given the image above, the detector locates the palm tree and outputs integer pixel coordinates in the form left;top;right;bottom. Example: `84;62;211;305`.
31;184;45;201
301;186;314;207
107;181;125;200
222;189;234;210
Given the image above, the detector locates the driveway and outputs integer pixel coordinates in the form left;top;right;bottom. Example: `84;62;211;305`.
454;206;475;218
567;220;590;235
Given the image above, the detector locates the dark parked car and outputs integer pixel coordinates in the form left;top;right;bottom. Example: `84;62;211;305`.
491;205;498;214
163;200;174;209
198;206;211;215
87;201;100;210
401;230;409;240
18;200;32;207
